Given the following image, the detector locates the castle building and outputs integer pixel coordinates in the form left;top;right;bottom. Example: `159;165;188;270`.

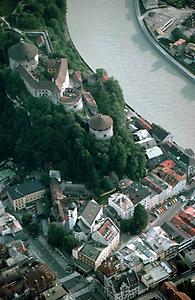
17;58;69;104
89;114;113;139
8;40;39;71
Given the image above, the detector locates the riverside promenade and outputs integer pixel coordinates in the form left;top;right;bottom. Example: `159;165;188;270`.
134;0;195;83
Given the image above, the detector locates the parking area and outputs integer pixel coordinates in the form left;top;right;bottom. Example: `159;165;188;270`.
155;198;178;215
152;198;185;227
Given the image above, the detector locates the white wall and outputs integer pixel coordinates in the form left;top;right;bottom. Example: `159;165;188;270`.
89;126;113;140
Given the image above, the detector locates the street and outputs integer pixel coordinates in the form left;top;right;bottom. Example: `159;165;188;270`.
28;235;71;278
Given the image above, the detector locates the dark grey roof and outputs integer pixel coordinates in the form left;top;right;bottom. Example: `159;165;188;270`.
89;114;113;131
7;180;45;201
80;200;102;226
112;270;138;293
17;66;60;94
150;123;170;142
168;144;193;167
62;182;89;196
69;202;76;209
146;153;168;170
8;41;38;61
124;182;151;205
161;222;189;243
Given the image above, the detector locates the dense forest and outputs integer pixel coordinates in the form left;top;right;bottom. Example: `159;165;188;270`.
0;0;146;194
165;0;195;8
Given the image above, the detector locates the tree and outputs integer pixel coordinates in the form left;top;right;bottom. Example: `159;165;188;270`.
28;220;39;237
22;214;33;227
63;234;77;254
177;279;195;299
121;219;132;233
121;204;148;234
133;204;148;233
47;222;64;246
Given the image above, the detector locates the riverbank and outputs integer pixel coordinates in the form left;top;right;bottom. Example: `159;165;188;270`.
134;0;195;83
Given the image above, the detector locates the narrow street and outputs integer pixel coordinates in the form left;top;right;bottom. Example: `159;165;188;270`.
28;235;71;278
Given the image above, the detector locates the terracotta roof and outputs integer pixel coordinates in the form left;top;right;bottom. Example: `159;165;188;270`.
47;59;59;70
55;58;68;91
89;114;113;131
82;91;97;107
8;41;38;61
73;71;82;82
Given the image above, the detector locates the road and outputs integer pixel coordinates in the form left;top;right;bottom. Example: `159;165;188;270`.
136;289;165;300
173;270;195;285
28;235;71;278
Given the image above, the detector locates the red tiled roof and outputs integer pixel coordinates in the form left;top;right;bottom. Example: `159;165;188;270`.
172;215;195;237
73;71;82;82
138;117;152;130
160;159;176;168
174;39;186;46
82;91;97;107
55;58;68;91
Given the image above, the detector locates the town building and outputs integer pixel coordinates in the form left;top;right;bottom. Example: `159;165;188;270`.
161;221;194;252
89;114;113;139
49;169;61;183
0;242;9;259
72;242;109;270
116;237;158;272
171;206;195;238
68;202;78;231
153;159;187;197
108;193;134;219
91;218;120;253
41;282;68;300
185;42;195;60
144;12;173;35
0;201;22;235
170;39;186;57
136;137;157;149
141;261;172;289
149;123;173;144
8;40;39;71
0;242;61;300
166;143;195;173
77;199;103;235
124;182;152;211
133;129;157;149
144;226;178;259
60;271;101;299
133;129;151;142
142;0;159;10
142;173;171;207
7;180;45;211
184;249;195;269
146;145;163;160
104;269;139;300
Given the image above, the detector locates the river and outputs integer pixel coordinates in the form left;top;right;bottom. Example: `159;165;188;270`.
67;0;195;151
